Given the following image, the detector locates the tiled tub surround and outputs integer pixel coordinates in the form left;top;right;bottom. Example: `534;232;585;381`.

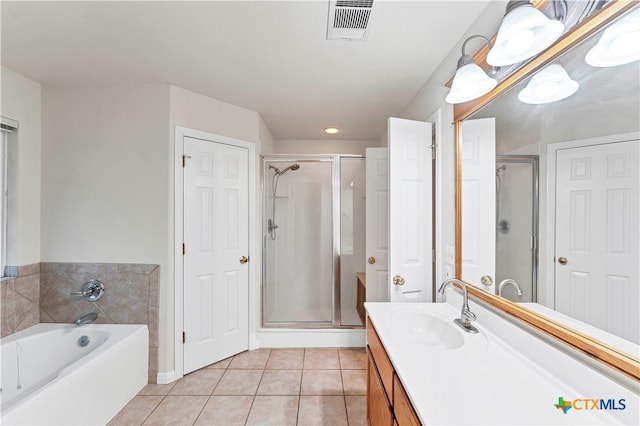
1;263;41;338
39;262;160;383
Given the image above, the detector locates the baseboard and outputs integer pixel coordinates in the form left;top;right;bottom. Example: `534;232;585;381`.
156;370;179;384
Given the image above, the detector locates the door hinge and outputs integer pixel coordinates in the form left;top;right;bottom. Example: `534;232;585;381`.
430;124;437;160
182;243;185;255
182;154;191;168
182;331;186;344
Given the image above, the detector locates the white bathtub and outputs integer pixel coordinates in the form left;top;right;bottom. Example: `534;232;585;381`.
1;323;148;425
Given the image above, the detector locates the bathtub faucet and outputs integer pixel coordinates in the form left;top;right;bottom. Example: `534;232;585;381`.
75;312;98;326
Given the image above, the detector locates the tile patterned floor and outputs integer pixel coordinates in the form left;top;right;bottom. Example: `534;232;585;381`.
109;347;367;426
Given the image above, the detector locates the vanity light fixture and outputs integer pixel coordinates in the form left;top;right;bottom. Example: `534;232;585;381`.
517;63;578;104
585;7;640;67
487;0;565;67
445;35;498;104
324;127;340;134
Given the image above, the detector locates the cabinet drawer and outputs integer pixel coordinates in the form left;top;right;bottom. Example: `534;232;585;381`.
393;374;421;426
367;320;394;397
367;350;393;426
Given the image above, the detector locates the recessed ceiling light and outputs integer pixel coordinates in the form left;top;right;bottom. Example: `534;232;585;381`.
324;127;340;134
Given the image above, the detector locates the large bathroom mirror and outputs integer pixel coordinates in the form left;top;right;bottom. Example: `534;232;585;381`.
454;1;640;380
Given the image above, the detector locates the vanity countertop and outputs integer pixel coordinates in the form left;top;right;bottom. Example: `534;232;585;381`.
365;291;639;425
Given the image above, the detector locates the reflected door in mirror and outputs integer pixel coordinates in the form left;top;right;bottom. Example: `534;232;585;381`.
554;139;639;344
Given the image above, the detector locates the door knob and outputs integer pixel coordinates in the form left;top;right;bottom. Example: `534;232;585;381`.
392;275;405;286
239;256;249;264
368;256;376;264
558;256;568;265
480;275;493;286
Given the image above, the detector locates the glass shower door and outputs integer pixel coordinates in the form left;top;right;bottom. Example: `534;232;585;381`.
263;160;334;325
495;155;539;302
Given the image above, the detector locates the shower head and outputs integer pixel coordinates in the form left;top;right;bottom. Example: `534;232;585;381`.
271;163;300;175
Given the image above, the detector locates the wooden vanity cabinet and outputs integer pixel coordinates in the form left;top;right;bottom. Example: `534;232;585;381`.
367;320;422;426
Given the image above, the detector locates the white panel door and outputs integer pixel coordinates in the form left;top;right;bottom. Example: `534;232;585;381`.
183;136;249;373
388;118;433;302
555;140;639;343
366;148;389;302
461;118;496;292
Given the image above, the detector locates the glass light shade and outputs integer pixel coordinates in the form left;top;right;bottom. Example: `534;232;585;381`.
445;62;497;104
585;8;640;67
487;3;564;66
517;64;579;104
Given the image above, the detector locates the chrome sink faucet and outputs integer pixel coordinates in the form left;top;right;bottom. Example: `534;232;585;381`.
438;279;479;334
498;278;523;297
75;312;98;326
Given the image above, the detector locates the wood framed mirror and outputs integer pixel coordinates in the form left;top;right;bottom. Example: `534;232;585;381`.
453;0;640;380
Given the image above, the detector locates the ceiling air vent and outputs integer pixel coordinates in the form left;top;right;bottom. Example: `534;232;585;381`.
327;0;375;41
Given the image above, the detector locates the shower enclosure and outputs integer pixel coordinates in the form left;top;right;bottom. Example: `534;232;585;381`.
262;155;365;327
495;155;539;302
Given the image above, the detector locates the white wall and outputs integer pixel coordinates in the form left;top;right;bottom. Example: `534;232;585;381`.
259;115;275;154
275;139;377;156
0;67;41;266
42;84;171;371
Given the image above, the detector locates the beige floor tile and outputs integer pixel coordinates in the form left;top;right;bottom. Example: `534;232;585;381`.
341;369;366;395
303;348;340;369
297;395;348;426
206;356;234;369
142;395;208;425
301;369;344;395
266;348;304;369
246;395;299;425
169;368;225;395
108;395;163;425
194;395;253;425
228;348;271;369
213;369;264;395
345;395;367;426
137;382;176;396
338;347;366;370
257;369;302;395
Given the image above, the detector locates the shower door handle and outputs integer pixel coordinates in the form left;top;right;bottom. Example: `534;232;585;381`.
239;256;249;264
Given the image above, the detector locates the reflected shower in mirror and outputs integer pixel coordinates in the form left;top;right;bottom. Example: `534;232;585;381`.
460;6;640;347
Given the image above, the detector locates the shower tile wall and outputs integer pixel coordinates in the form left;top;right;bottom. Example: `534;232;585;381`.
40;262;160;383
1;263;41;338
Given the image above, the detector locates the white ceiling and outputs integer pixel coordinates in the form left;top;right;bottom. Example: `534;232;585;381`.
1;1;492;140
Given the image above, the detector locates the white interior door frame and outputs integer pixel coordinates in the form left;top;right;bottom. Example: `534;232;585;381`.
173;126;256;383
544;131;640;308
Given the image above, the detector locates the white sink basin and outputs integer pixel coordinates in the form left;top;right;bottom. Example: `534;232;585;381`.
387;309;464;350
